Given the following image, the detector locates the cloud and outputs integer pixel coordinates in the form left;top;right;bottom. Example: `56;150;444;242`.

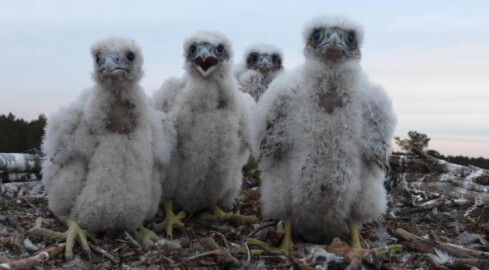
0;0;488;157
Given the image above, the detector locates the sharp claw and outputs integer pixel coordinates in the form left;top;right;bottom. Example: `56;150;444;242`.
65;230;75;260
246;220;293;255
137;226;159;248
84;249;92;261
154;201;186;238
29;219;94;260
204;205;258;223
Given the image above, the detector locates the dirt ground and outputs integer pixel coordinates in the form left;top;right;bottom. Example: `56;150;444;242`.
0;154;488;269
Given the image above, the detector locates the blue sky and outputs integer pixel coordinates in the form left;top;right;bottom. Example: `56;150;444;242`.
1;0;488;157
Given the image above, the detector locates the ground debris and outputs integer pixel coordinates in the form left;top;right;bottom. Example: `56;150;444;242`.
0;153;488;269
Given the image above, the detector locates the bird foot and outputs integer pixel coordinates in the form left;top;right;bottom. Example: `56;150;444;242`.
201;205;258;223
246;220;293;255
373;244;404;259
347;224;403;258
28;218;93;261
246;237;293;255
154;201;186;239
136;226;159;248
349;224;361;248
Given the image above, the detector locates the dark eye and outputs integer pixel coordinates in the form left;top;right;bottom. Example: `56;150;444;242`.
189;44;197;54
126;51;135;61
272;54;280;64
312;29;323;42
249;53;258;63
216;44;225;54
95;54;101;64
347;31;356;43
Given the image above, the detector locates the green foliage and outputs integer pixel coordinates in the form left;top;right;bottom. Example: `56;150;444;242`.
396;131;489;169
428;151;489;170
0;113;46;153
394;131;430;152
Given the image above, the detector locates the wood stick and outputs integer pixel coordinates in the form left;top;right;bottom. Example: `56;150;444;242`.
177;248;239;266
88;243;119;264
395;228;475;259
247;221;278;238
443;243;489;258
210;230;230;249
0;243;65;270
0;153;41;173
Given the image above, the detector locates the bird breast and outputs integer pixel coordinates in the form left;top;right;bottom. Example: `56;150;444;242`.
106;100;137;134
317;91;348;114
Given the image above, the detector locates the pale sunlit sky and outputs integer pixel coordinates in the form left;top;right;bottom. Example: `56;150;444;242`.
1;0;488;157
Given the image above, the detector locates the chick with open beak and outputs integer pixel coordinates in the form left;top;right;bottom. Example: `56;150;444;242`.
186;40;229;78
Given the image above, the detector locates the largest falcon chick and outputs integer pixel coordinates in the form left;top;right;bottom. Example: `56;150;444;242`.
152;32;256;238
31;38;174;259
248;16;397;253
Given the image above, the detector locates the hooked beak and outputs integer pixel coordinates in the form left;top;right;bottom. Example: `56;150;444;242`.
319;32;347;51
193;46;219;77
256;56;274;74
99;54;129;76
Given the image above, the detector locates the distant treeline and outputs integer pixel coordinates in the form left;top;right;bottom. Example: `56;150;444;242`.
0;113;488;170
426;150;489;170
0;113;46;153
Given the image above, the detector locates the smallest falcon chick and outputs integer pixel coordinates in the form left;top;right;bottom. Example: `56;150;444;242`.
235;44;284;101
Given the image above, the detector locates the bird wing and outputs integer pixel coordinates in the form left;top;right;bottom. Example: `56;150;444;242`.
41;90;93;166
233;62;247;81
360;84;397;171
152;76;187;113
252;71;298;160
237;91;256;155
150;110;176;169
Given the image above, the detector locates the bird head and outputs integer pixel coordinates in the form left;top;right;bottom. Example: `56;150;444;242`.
184;32;233;79
244;44;283;78
303;16;363;64
91;37;143;86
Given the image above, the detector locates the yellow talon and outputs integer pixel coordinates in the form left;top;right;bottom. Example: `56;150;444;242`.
246;220;293;255
29;218;92;261
154;200;186;239
349;223;361;248
136;226;159;247
201;205;258;223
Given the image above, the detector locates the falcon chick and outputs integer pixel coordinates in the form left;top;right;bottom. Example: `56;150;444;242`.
152;32;257;238
234;44;284;101
248;16;397;253
31;37;174;259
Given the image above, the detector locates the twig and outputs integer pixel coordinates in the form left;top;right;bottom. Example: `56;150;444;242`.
124;231;141;248
245;243;251;264
394;228;475;259
443;243;489;258
450;258;489;269
0;243;65;270
247;221;278;238
177;249;239;266
156;246;174;265
88;243;118;264
402;200;443;215
411;148;441;163
210;230;230;249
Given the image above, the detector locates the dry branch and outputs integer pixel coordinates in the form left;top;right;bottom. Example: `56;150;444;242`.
394;228;481;259
0;243;65;270
0;153;41;173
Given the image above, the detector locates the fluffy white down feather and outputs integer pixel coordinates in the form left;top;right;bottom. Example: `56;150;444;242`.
42;37;175;232
152;32;251;213
252;17;396;242
234;44;283;101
